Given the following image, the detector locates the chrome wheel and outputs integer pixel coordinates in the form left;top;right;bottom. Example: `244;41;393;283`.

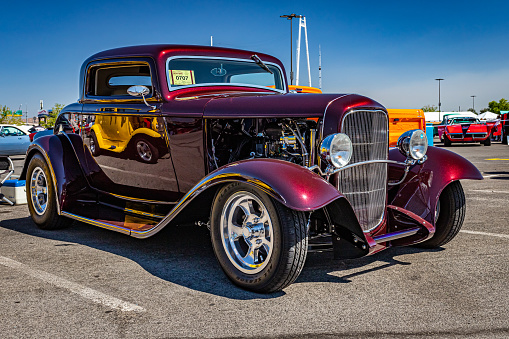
136;140;152;162
220;191;274;274
90;137;96;154
30;167;48;216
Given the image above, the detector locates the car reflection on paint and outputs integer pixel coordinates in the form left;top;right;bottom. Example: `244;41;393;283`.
89;114;166;164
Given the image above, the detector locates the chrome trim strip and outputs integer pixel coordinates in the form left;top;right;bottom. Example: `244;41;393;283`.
130;170;286;239
61;211;131;235
130;174;230;239
319;94;349;141
308;160;405;177
373;227;420;244
165;55;287;93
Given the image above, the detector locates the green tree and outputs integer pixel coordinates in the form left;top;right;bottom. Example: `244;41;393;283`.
422;105;438;112
0;105;23;125
479;108;490;114
41;103;65;128
488;98;509;115
467;108;477;114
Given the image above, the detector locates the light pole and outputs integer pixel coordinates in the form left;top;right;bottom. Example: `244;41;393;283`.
471;95;476;113
280;13;302;85
435;78;444;113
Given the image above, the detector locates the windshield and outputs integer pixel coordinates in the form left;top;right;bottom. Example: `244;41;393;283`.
166;57;285;91
449;117;479;124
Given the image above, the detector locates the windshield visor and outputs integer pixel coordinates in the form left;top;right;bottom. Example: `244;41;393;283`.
166;57;285;91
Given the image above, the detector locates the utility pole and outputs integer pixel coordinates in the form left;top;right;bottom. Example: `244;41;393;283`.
435;78;444;113
319;44;322;90
280;14;302;85
471;95;476;113
211;36;213;47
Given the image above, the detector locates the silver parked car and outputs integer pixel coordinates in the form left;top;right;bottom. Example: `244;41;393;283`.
0;125;31;156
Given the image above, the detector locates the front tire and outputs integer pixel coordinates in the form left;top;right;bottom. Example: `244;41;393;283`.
210;183;308;293
26;154;71;230
483;137;491;146
417;181;465;248
90;131;101;156
444;136;452;147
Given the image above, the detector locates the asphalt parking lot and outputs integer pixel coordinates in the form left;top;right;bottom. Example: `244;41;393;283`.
1;142;508;338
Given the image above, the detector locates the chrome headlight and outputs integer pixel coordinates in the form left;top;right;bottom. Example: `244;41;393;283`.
397;129;428;160
320;133;353;168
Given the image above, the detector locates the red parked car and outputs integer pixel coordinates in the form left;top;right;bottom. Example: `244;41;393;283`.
21;45;482;293
437;116;493;146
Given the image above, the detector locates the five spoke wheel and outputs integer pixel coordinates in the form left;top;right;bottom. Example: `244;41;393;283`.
30;167;48;216
221;192;274;274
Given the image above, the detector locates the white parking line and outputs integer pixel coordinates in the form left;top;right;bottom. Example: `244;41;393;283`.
0;256;145;312
460;230;509;239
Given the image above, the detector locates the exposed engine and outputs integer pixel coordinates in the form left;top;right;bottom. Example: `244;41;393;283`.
208;118;318;169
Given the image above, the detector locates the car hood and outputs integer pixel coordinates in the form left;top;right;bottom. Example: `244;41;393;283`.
202;92;367;118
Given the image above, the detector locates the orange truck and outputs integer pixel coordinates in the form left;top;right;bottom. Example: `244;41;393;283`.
386;109;426;147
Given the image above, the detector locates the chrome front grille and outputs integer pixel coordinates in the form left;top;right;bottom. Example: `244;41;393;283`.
336;110;388;231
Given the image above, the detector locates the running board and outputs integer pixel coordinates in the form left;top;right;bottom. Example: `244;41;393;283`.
372;227;421;244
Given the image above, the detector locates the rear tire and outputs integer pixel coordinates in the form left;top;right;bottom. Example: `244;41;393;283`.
416;181;465;248
502;133;508;145
134;136;159;164
26;154;71;230
210;182;308;293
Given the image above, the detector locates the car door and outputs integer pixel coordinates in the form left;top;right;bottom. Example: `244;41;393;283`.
80;58;180;206
0;126;30;155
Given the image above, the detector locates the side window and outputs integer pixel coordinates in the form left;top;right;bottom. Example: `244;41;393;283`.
2;127;25;136
86;63;152;97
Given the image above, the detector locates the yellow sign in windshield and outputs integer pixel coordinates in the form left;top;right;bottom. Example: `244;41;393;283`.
169;70;195;86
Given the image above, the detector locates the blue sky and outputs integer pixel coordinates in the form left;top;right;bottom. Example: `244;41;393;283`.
1;0;508;117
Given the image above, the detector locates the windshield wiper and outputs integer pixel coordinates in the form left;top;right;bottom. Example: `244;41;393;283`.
251;54;273;74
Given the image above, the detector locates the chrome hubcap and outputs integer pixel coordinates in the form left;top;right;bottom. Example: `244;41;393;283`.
90;137;96;153
136;141;152;161
30;167;48;215
221;191;274;274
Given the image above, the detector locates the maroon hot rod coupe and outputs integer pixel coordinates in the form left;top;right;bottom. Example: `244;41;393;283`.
22;45;482;293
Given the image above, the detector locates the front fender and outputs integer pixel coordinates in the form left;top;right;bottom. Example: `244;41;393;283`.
388;146;482;225
207;159;343;211
131;158;343;238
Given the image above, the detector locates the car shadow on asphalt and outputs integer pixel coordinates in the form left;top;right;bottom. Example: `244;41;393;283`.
483;171;509;180
0;216;443;299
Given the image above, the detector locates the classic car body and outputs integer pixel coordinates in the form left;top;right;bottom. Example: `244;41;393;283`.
0;125;31;156
21;45;482;293
437;116;492;146
501;112;509;144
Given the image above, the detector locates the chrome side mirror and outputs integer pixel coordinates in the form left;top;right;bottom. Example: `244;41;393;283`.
127;85;156;110
127;85;150;97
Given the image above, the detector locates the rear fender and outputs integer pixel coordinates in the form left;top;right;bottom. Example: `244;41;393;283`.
21;134;90;212
388;146;482;225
